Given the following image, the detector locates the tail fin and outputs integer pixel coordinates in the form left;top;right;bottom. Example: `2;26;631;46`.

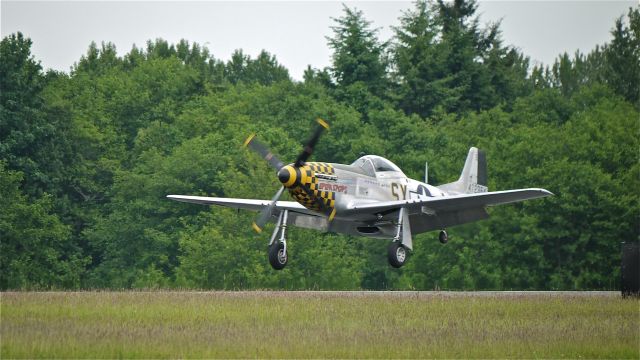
437;147;488;195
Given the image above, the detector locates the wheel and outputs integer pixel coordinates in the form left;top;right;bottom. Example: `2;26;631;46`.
439;230;448;244
388;242;407;268
268;242;287;270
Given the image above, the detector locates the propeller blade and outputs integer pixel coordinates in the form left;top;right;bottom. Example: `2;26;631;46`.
244;134;285;171
294;118;329;167
252;186;286;233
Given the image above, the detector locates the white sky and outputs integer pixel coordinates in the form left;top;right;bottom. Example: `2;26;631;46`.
1;1;635;80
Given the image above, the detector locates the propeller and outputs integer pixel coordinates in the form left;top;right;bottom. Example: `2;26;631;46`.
243;134;284;171
294;118;329;167
244;119;330;233
252;185;285;233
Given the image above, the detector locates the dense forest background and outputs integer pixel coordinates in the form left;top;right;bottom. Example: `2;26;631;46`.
1;1;638;290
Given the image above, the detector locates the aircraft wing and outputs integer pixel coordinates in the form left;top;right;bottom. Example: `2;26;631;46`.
346;188;553;215
166;195;317;216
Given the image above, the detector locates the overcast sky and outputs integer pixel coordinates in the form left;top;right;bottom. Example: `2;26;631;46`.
1;1;635;80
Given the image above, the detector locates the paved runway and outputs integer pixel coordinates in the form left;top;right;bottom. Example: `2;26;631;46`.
124;290;622;298
22;290;621;297
289;290;621;297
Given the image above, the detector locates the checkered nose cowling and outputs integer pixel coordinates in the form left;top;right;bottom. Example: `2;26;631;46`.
279;162;336;215
244;118;330;233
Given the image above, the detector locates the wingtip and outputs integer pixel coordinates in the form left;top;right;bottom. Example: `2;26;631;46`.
536;188;554;196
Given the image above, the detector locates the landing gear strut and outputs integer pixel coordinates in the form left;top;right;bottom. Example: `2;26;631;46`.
388;207;409;268
268;210;288;270
439;230;448;244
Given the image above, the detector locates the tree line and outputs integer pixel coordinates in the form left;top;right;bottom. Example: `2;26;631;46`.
1;1;638;290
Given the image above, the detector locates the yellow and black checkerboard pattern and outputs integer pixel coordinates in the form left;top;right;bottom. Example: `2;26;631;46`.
289;162;336;214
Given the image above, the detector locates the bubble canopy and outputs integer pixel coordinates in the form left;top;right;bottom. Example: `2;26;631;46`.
351;155;405;176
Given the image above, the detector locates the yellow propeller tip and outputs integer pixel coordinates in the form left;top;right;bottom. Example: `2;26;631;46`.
252;222;263;233
329;208;336;221
243;133;256;147
317;118;330;130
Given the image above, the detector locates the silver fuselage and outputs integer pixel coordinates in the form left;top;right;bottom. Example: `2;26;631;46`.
282;157;475;239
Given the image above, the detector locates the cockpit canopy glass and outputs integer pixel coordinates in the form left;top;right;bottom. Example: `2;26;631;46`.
371;157;400;172
351;156;404;176
351;157;375;176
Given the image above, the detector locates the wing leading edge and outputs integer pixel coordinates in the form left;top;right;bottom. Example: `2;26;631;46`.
346;188;553;215
166;195;314;215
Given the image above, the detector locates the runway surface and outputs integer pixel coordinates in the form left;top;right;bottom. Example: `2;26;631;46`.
220;290;621;297
27;290;618;297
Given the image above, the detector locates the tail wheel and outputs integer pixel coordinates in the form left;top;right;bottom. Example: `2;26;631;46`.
269;242;287;270
439;230;448;244
388;242;407;268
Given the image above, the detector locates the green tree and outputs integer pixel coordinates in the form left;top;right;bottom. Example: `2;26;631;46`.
392;0;450;118
538;7;638;105
0;32;52;196
0;163;87;289
327;5;389;100
224;49;290;86
392;0;529;117
74;41;122;75
604;7;640;107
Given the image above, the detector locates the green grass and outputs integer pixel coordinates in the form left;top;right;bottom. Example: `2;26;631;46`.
1;291;638;358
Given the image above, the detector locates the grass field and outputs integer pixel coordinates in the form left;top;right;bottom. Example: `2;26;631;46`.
1;291;638;358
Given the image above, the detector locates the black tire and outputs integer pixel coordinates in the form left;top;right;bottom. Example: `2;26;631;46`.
439;230;448;244
268;242;287;270
388;242;407;268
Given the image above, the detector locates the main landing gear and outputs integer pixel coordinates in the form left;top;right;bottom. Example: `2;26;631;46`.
268;210;289;270
388;208;409;268
388;242;407;268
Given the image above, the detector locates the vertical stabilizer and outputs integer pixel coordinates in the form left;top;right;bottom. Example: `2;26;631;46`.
437;147;488;195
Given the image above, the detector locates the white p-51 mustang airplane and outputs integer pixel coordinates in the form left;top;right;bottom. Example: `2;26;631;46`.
168;119;552;269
